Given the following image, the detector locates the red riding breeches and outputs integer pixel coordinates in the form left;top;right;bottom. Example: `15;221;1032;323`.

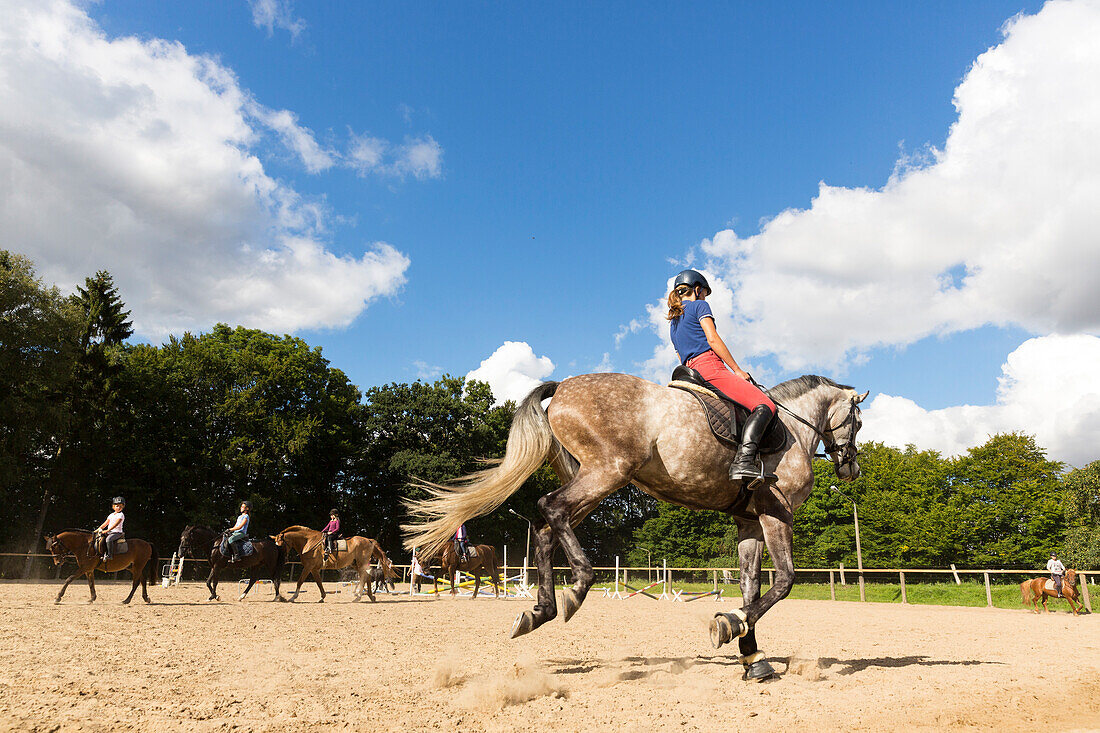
685;350;775;414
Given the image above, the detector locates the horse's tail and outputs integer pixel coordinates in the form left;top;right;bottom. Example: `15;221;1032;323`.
1021;580;1032;606
147;542;159;587
402;381;560;557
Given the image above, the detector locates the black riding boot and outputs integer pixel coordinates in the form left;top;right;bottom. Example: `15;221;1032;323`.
729;405;775;485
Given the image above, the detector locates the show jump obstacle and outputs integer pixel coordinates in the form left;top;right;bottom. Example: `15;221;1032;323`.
600;556;722;602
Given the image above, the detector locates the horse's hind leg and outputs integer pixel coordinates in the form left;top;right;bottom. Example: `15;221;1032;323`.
239;571;259;601
512;470;621;637
123;562;140;604
86;571;97;603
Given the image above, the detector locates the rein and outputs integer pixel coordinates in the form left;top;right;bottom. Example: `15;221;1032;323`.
763;384;859;467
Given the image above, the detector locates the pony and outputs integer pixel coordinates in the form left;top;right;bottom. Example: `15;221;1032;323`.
1021;569;1083;615
177;524;287;602
44;530;157;605
404;373;866;681
273;526;397;602
420;541;502;598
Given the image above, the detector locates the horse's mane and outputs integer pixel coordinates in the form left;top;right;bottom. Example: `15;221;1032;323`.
279;525;315;534
768;375;853;403
55;528;93;535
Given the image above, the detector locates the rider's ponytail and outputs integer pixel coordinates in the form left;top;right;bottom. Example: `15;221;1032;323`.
666;285;692;320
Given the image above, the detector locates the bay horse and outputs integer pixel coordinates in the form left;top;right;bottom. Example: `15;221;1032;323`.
423;542;502;598
178;525;287;602
404;373;866;681
1021;569;1082;615
274;526;397;602
44;530;157;605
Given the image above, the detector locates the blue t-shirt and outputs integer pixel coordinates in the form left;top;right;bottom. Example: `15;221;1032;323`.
669;299;714;364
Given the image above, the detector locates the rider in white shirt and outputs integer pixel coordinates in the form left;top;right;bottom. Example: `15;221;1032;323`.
1047;553;1066;597
96;497;126;561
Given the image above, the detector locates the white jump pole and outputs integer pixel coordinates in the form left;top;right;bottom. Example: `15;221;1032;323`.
659;559;670;600
409;548;416;597
503;544;508;597
612;555;623;599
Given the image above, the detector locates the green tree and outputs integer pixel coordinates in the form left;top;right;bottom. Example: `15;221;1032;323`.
0;251;79;556
1062;461;1100;569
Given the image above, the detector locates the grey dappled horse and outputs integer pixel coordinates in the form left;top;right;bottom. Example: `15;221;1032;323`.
404;372;866;681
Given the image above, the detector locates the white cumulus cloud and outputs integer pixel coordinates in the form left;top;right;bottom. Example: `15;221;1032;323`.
347;132;444;180
466;342;555;404
0;0;409;338
862;335;1100;467
694;0;1100;370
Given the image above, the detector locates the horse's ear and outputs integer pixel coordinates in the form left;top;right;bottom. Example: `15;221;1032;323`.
854;390;869;404
270;535;277;539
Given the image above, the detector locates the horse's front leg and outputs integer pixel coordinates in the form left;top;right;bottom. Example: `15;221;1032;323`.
712;497;793;682
711;520;763;654
55;567;84;604
86;570;98;603
239;571;259;601
207;566;220;601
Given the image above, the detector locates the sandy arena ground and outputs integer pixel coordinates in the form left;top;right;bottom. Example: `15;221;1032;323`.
0;580;1097;732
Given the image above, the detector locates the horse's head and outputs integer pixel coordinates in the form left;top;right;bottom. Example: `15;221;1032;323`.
178;525;196;558
271;532;285;547
1066;568;1077;585
826;388;869;482
44;534;66;565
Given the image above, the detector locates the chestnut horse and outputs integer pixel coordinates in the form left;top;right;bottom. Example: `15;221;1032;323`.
424;542;502;598
404;373;866;681
274;526;396;602
1022;569;1083;615
44;530;157;604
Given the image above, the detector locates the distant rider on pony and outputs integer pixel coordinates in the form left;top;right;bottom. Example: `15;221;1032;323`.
96;497;126;562
225;501;251;563
321;508;341;561
1047;552;1066;597
667;269;776;486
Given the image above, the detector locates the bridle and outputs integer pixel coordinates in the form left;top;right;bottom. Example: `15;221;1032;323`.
773;396;861;472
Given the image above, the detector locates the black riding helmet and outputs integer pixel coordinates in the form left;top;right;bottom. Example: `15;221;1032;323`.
673;269;711;296
112;496;125;506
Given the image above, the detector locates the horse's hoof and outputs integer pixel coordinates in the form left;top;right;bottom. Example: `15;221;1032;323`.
237;594;246;602
511;611;535;638
710;609;748;649
54;598;61;605
351;595;362;603
317;598;325;603
561;589;581;622
276;596;287;603
742;654;776;682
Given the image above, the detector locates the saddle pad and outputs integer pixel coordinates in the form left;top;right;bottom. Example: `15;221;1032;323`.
115;540;128;554
468;546;479;559
336;539;347;552
1044;579;1060;592
669;381;787;454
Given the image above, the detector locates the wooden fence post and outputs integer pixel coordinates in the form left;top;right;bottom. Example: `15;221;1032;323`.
951;564;962;585
829;570;835;601
768;570;774;587
900;571;907;604
1079;572;1092;612
712;569;718;592
839;562;846;585
984;572;993;607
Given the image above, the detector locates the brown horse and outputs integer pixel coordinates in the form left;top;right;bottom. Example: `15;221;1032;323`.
1022;569;1082;615
424;542;502;598
404;373;866;681
45;530;158;605
177;525;287;602
274;526;397;602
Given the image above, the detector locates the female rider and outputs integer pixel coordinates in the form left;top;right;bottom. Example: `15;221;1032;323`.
225;501;251;562
321;508;341;558
667;269;776;485
96;497;126;561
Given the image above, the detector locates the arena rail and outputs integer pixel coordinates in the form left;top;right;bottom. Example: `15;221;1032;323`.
1;552;1092;612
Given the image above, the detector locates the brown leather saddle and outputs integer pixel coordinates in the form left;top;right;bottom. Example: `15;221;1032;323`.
669;365;787;454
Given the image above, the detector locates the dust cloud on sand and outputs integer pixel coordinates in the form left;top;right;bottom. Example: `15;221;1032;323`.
1;583;1098;730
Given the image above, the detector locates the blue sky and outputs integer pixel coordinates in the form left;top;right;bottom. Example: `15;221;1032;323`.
5;0;1099;464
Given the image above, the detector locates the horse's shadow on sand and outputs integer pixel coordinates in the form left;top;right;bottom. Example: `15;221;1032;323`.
547;654;1002;680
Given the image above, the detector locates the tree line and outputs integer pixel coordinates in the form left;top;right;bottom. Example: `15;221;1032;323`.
3;251;1098;574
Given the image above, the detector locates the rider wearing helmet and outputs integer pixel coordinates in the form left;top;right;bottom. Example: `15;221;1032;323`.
96;497;126;562
1047;552;1066;597
454;523;470;563
321;508;341;560
225;501;251;562
667;269;776;486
